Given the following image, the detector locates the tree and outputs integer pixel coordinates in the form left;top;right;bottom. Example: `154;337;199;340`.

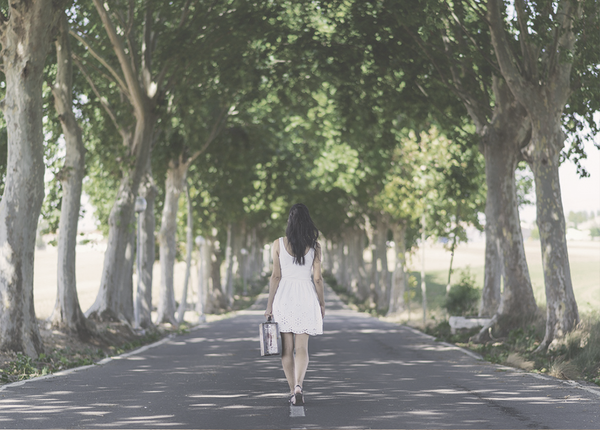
49;11;91;338
486;0;597;348
72;0;195;322
379;0;538;330
0;0;64;356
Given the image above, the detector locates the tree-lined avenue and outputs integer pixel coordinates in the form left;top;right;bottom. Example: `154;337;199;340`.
0;288;598;429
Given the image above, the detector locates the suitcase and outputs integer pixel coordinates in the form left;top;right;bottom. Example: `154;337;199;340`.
259;317;280;356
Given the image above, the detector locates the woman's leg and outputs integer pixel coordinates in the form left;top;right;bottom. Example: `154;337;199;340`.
293;334;310;390
281;332;295;393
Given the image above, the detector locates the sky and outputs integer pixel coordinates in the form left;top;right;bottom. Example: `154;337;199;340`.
520;136;600;225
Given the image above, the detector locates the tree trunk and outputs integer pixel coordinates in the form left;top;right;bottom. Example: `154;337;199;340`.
177;180;194;324
49;11;91;339
246;228;259;283
445;207;459;294
120;227;135;324
156;161;187;325
375;216;390;310
525;120;579;350
195;236;208;322
205;237;229;313
363;217;378;306
223;223;234;305
487;0;579;350
480;197;502;316
86;115;156;322
349;228;368;301
0;1;59;357
388;223;407;315
482;124;537;318
322;239;333;273
474;78;538;339
137;165;157;329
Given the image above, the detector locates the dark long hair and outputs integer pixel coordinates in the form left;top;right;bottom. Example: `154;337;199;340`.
285;203;319;265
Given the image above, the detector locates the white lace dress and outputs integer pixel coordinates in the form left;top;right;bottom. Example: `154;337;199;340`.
272;237;323;335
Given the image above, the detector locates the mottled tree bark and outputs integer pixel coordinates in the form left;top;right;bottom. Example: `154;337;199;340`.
223;223;234;305
195;237;208;322
375;216;390;310
525;119;578;348
177;180;194;323
488;0;580;349
87;115;155;322
204;237;229;313
84;0;160;322
120;228;136;323
476;78;537;331
137;166;157;329
156;161;187;325
388;223;407;316
0;1;61;356
50;11;91;339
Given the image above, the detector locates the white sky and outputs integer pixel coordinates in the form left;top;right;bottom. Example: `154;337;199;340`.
520;136;600;224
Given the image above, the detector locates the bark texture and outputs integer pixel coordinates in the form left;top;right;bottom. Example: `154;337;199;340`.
50;11;91;339
176;180;194;323
84;0;160;322
137;166;157;329
204;237;229;313
387;224;407;315
86;115;155;322
195;237;208;321
223;223;234;305
156;161;187;325
375;216;390;310
474;78;537;336
0;1;60;356
487;0;580;349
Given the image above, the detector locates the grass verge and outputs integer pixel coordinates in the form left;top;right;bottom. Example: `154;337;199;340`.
424;312;600;386
0;328;167;385
325;270;600;387
0;276;269;387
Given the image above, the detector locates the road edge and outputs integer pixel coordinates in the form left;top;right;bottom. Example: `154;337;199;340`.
0;321;212;393
402;324;600;399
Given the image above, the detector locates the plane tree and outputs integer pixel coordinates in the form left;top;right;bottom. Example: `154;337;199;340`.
0;0;67;356
486;0;599;349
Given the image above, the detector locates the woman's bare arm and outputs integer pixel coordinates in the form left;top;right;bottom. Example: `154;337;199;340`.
313;242;325;318
265;239;281;318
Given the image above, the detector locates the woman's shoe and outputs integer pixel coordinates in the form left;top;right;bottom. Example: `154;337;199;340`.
288;392;295;405
294;385;304;406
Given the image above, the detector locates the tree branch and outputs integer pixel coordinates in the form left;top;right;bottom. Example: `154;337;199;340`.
92;0;146;111
113;5;140;79
72;53;129;141
487;0;535;104
142;4;153;93
514;0;539;80
448;9;501;75
439;26;490;131
551;0;579;100
69;29;130;98
187;105;230;164
178;0;194;28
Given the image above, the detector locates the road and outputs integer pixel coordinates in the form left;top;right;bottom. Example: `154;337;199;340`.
1;288;599;429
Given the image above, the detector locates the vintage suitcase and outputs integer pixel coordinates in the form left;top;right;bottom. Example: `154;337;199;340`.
259;317;280;356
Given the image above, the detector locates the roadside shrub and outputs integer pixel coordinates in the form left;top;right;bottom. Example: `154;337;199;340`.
443;268;480;316
570;313;600;382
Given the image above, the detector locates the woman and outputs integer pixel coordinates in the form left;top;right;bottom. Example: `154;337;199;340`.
265;203;325;406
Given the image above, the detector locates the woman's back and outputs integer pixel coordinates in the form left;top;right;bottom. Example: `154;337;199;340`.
279;237;314;281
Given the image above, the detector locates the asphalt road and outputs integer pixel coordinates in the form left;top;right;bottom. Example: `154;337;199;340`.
1;287;599;429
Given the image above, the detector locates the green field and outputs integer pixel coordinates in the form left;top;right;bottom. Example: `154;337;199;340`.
401;240;599;318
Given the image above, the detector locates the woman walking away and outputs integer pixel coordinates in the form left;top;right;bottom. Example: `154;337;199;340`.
265;203;325;406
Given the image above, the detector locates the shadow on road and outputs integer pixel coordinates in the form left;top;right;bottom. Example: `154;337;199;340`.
1;286;598;429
